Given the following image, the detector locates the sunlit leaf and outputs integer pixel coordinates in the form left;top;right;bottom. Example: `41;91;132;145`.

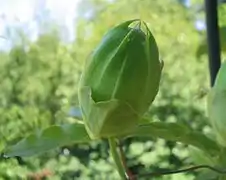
189;146;216;165
194;170;219;180
3;123;91;157
126;122;220;155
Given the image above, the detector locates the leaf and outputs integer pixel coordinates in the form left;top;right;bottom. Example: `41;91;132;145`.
126;122;220;156
3;123;91;157
138;116;153;125
194;170;219;180
189;146;216;165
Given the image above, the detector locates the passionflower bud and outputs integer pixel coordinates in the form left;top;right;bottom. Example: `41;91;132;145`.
78;19;163;139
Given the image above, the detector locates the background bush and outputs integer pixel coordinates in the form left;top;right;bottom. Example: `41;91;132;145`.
1;0;226;179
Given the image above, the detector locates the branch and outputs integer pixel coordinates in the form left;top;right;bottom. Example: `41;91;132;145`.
131;165;226;179
118;141;135;180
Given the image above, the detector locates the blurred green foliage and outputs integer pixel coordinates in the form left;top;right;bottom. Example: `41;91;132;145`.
1;0;226;179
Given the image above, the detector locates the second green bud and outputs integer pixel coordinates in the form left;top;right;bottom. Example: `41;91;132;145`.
78;19;163;139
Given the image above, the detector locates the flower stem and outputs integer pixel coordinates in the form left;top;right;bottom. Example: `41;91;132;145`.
108;138;128;180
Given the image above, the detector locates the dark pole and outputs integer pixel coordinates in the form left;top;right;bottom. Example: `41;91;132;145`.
204;0;221;87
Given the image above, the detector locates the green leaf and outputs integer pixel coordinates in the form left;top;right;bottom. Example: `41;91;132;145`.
3;123;91;157
126;122;220;156
189;146;216;165
194;170;218;180
138;116;153;125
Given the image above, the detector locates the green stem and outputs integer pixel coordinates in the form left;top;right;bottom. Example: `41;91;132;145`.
108;138;128;180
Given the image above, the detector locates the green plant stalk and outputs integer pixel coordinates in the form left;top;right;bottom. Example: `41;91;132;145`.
108;138;128;180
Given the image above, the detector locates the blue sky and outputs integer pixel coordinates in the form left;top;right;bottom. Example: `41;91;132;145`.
0;0;81;50
0;0;205;51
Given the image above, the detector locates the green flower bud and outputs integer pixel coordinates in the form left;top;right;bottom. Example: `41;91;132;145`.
78;19;163;139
